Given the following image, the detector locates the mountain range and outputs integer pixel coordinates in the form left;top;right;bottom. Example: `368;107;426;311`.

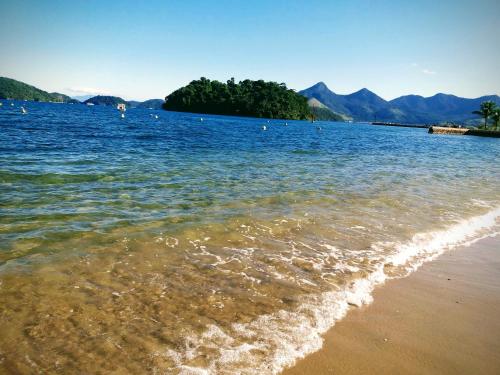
299;82;500;124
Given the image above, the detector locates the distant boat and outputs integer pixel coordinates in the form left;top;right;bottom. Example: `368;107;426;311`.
262;125;267;131
117;103;126;112
86;103;94;106
120;113;125;119
21;106;27;114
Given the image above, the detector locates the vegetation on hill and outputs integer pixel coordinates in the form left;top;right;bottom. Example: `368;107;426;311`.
163;77;311;120
83;95;129;107
0;77;73;102
307;98;346;121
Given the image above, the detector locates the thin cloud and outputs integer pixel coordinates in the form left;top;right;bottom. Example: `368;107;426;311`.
66;87;111;95
421;69;437;75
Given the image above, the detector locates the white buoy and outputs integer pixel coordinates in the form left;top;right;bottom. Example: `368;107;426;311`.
154;115;159;119
284;122;288;126
121;113;125;119
200;117;204;122
21;106;27;114
10;103;14;107
262;125;267;131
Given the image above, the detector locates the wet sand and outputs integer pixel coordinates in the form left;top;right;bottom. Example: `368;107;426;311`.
283;236;500;375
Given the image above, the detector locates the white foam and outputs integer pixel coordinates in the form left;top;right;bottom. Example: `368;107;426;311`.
156;206;500;375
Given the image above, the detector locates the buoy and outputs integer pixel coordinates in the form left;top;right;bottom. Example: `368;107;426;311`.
200;117;204;122
10;103;14;106
21;106;27;114
262;125;267;131
284;122;288;126
154;115;159;119
121;113;125;119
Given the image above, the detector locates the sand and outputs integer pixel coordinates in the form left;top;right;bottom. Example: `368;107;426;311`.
282;236;500;375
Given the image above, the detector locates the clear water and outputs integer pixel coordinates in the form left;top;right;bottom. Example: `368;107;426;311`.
1;100;499;374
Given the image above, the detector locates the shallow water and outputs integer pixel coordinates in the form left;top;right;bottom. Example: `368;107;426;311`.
1;101;499;374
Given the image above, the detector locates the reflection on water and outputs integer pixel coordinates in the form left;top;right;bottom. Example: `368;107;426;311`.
0;101;499;374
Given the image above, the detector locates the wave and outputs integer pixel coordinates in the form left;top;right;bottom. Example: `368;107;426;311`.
158;206;500;375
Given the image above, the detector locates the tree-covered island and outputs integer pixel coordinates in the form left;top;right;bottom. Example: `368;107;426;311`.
163;77;311;120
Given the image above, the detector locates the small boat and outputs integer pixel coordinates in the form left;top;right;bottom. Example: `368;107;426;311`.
86;102;94;106
262;125;267;131
120;113;125;119
21;106;27;114
154;115;159;119
117;103;126;112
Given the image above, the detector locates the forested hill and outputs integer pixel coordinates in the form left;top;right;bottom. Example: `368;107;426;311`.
0;77;76;102
163;78;311;120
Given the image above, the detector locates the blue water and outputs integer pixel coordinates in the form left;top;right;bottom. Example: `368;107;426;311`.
0;100;499;374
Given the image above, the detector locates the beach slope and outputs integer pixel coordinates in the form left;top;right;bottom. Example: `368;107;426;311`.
283;236;500;375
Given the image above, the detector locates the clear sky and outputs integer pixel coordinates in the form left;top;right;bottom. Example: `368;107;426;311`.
0;0;499;101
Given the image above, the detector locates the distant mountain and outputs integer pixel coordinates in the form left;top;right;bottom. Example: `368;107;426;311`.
136;99;164;109
71;95;93;102
300;82;500;124
84;95;128;107
0;77;76;103
128;99;164;109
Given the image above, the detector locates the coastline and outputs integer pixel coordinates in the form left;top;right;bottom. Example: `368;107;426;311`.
282;235;500;375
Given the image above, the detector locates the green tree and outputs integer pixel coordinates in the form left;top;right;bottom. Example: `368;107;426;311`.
491;108;500;130
473;101;497;129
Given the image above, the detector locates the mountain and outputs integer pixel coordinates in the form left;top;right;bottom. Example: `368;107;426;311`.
300;82;500;124
307;98;348;121
0;77;76;103
84;95;128;107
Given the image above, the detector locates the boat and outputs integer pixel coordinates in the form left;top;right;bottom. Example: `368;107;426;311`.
86;103;94;106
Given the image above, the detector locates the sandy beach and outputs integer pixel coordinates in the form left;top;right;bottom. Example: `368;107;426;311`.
283;235;500;375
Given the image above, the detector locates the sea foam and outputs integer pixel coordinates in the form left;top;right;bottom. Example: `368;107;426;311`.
158;207;500;375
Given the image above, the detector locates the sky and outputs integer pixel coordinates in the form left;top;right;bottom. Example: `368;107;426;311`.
0;0;499;101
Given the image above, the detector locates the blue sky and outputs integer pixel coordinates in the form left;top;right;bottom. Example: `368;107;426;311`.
0;0;499;100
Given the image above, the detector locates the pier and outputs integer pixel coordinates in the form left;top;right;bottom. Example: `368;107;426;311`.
429;126;500;138
371;122;430;129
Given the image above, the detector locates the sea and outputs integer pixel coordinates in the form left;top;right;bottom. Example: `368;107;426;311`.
1;100;499;374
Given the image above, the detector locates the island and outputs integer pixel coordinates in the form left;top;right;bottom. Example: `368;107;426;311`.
162;77;311;120
0;76;78;103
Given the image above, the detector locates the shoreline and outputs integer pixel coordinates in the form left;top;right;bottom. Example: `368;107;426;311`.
282;235;500;375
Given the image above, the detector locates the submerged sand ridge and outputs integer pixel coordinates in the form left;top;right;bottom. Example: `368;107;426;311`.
1;204;499;374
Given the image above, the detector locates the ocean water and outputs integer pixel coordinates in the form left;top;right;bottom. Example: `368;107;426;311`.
0;100;499;374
